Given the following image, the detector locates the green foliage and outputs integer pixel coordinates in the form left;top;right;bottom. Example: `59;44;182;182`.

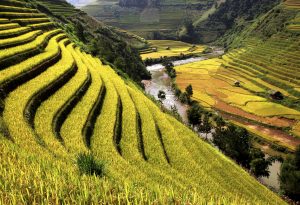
213;124;251;167
249;148;271;177
185;84;193;98
88;28;151;82
77;153;105;177
158;90;166;101
179;18;197;43
279;145;300;200
196;0;281;43
162;60;176;78
187;103;203;126
198;114;212;138
179;92;189;104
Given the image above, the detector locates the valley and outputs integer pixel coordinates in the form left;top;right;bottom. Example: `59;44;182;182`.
0;0;299;204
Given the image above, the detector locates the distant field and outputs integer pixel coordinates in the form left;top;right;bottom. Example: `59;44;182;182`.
82;0;216;37
285;0;300;9
140;40;205;59
175;57;300;150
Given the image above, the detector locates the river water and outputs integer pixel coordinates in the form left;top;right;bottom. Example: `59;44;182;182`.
143;55;281;191
66;0;97;7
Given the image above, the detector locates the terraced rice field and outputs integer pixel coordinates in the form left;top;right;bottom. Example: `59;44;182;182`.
175;55;300;150
174;6;300;147
37;0;81;17
140;40;205;60
82;0;216;37
285;0;300;9
0;1;288;204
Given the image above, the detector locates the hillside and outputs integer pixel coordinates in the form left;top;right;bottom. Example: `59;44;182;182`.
195;0;281;43
82;0;218;38
0;0;288;204
172;0;300;154
32;0;151;83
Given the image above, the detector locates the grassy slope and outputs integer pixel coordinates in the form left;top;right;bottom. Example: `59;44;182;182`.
33;0;151;83
0;0;288;204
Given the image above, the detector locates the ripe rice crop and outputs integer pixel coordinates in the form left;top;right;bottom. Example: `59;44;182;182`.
0;22;19;30
0;33;66;92
0;30;42;49
0;29;61;65
0;5;37;13
29;22;55;29
0;12;47;18
11;17;50;24
34;43;90;158
0;26;30;38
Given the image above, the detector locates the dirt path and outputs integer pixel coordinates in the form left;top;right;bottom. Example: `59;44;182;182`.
215;99;295;128
222;112;300;151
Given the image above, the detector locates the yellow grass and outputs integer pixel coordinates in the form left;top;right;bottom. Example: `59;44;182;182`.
141;40;205;60
0;29;42;48
219;89;266;106
236;101;300;117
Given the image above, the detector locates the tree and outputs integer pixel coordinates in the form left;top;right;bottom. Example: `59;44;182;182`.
187;103;202;127
163;60;176;78
213;124;251;167
158;90;166;102
185;84;193;98
213;115;226;128
75;22;85;42
249;148;271;177
198;114;212;139
279;145;300;200
250;158;271;178
179;92;189;104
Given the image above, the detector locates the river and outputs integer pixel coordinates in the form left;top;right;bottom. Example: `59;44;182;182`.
66;0;98;7
142;54;281;191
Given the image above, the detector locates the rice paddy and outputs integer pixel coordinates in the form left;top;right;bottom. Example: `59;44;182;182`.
0;1;288;204
175;55;300;148
141;40;205;60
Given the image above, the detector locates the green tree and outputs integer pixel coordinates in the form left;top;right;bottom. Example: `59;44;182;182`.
213;124;251;167
179;92;189;104
163;60;176;78
249;148;271;177
198;114;212;139
213;115;226;128
185;84;193;98
158;90;166;102
187;103;202;127
279;145;300;200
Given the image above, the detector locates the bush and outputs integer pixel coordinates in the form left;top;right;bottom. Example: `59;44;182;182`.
77;153;105;177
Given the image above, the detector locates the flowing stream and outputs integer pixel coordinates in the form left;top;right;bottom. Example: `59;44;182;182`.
142;52;281;191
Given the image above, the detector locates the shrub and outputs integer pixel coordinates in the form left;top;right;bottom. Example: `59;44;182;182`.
77;153;105;177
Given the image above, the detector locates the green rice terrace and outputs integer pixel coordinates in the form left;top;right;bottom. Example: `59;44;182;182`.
0;0;298;204
81;0;220;38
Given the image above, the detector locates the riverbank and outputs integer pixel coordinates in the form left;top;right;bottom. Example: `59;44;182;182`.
142;49;285;191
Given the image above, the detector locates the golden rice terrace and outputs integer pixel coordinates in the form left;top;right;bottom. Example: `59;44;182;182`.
0;0;290;204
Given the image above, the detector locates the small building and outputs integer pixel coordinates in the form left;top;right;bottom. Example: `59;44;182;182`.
269;90;284;100
234;81;241;87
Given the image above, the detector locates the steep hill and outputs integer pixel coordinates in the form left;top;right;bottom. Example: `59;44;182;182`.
31;0;151;83
172;0;300;153
195;0;281;43
0;0;287;204
82;0;217;38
